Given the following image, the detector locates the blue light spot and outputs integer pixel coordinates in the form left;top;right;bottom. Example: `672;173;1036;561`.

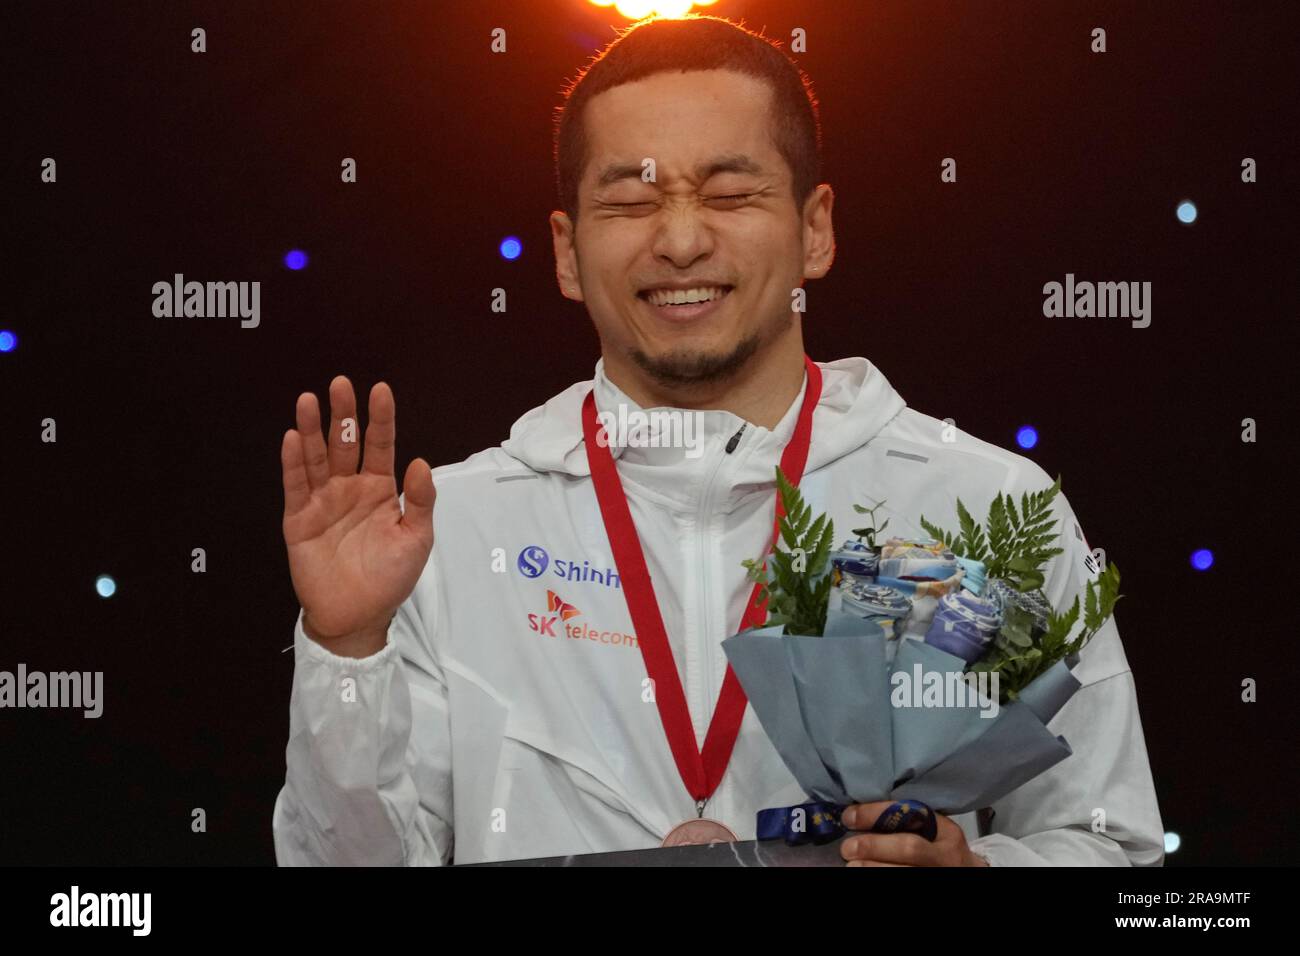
1191;549;1214;571
284;249;309;270
1164;832;1181;853
0;330;15;352
500;236;522;260
1016;425;1038;449
95;575;117;598
1176;201;1197;224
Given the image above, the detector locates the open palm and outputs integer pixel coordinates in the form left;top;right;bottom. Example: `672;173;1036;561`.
281;376;435;644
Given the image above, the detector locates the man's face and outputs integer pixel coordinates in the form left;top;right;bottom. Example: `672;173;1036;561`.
552;69;831;389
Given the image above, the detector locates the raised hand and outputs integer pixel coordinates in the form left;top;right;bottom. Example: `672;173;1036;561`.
281;376;435;656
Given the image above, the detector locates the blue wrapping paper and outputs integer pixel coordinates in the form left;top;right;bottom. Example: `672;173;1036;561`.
721;608;1084;815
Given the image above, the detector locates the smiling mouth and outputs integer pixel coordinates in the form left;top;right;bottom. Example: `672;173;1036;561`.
636;285;734;308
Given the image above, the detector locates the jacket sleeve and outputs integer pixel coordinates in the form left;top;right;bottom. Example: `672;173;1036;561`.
272;540;454;866
967;479;1165;866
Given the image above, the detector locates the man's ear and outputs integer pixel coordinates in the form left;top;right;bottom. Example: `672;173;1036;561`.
801;184;835;279
550;210;583;301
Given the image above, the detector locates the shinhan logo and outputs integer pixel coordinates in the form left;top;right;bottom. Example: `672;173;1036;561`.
526;590;638;649
517;545;622;590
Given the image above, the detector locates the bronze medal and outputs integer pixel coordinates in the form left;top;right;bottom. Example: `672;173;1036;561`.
661;818;740;847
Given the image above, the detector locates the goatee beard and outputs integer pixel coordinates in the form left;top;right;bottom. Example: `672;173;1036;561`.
627;332;762;389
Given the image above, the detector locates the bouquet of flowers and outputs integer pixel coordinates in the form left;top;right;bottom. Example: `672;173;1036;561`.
722;467;1123;837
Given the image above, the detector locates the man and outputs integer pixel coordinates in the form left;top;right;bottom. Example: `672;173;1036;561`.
272;16;1164;866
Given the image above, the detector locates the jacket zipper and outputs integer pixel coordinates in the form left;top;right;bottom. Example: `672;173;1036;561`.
695;420;748;818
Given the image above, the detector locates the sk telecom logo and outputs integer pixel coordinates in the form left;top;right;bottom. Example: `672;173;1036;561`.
526;590;639;650
528;590;582;637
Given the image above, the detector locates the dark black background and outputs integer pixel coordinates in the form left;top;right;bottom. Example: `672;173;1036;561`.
2;0;1295;865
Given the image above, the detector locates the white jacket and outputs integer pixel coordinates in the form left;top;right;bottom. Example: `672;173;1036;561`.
272;355;1165;866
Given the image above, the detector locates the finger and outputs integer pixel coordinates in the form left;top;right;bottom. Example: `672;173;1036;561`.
281;429;311;517
295;392;330;490
327;375;360;476
839;801;895;830
846;860;907;867
362;382;396;478
399;458;436;533
840;832;931;866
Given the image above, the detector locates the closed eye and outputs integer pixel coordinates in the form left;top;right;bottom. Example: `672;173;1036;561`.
603;194;753;210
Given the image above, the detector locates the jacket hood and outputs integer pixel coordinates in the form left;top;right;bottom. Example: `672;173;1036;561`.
500;355;907;510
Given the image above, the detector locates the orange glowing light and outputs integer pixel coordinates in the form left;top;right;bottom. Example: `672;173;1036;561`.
613;0;657;17
653;0;695;16
589;0;718;19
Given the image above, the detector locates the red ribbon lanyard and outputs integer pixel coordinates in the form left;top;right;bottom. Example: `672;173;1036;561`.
580;355;823;804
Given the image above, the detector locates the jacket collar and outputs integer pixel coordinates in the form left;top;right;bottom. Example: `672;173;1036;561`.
500;355;908;512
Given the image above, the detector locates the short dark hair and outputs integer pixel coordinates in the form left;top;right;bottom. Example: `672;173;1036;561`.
554;15;823;224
